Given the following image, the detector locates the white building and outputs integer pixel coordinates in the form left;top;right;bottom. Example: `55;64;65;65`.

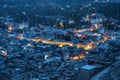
80;65;96;80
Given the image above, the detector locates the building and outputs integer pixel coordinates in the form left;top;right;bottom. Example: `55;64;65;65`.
80;65;96;80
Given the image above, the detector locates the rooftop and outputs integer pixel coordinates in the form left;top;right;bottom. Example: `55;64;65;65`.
81;65;96;70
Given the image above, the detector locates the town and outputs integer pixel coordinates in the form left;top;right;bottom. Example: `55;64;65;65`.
0;0;120;80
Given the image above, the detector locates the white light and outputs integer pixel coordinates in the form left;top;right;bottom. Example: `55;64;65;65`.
22;12;26;15
45;55;48;60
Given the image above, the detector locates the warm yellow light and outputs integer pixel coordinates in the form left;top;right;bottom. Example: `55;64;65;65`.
1;51;7;56
83;41;95;50
79;55;85;59
76;44;83;48
26;43;34;47
59;45;63;47
8;25;12;32
72;56;79;60
16;34;23;39
28;38;43;42
77;29;87;33
60;22;64;27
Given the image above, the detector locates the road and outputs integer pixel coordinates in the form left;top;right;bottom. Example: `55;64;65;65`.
91;61;120;80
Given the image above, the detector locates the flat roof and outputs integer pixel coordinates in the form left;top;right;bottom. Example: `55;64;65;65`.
81;65;96;70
